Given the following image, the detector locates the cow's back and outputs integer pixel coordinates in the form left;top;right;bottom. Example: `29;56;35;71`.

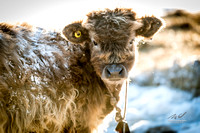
0;23;83;133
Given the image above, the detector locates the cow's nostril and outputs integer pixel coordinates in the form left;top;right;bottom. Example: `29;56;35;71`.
106;68;111;77
119;68;123;75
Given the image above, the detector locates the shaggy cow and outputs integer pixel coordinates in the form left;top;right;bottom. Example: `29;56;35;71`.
0;8;162;133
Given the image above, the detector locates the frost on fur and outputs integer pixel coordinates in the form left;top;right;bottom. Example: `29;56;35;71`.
0;8;162;133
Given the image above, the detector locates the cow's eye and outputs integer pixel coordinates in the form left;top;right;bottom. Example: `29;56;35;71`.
93;41;98;46
129;39;135;45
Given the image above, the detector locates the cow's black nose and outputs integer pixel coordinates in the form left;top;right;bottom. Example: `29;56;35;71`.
102;64;127;80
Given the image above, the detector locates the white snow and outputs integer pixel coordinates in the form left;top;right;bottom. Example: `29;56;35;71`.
106;84;200;133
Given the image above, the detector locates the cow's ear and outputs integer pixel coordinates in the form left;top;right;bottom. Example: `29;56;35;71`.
62;22;89;44
136;16;163;38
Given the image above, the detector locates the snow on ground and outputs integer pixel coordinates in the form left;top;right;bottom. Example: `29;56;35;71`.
106;84;200;133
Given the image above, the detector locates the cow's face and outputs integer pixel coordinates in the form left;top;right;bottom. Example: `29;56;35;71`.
63;8;163;85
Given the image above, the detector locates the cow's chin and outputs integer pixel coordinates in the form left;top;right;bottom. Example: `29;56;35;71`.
102;77;126;85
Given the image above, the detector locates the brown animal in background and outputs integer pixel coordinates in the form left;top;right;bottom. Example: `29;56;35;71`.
0;8;162;133
164;9;200;33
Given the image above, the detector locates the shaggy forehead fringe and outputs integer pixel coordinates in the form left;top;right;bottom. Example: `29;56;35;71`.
87;8;136;19
85;8;136;26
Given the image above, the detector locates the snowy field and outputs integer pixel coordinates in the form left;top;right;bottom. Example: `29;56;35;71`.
107;84;200;133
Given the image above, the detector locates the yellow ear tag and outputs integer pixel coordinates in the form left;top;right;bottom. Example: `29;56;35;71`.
74;31;81;38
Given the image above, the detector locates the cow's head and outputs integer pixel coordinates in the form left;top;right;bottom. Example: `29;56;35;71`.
63;8;163;85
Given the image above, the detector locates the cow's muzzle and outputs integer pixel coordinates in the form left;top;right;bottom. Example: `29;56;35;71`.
102;64;128;81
